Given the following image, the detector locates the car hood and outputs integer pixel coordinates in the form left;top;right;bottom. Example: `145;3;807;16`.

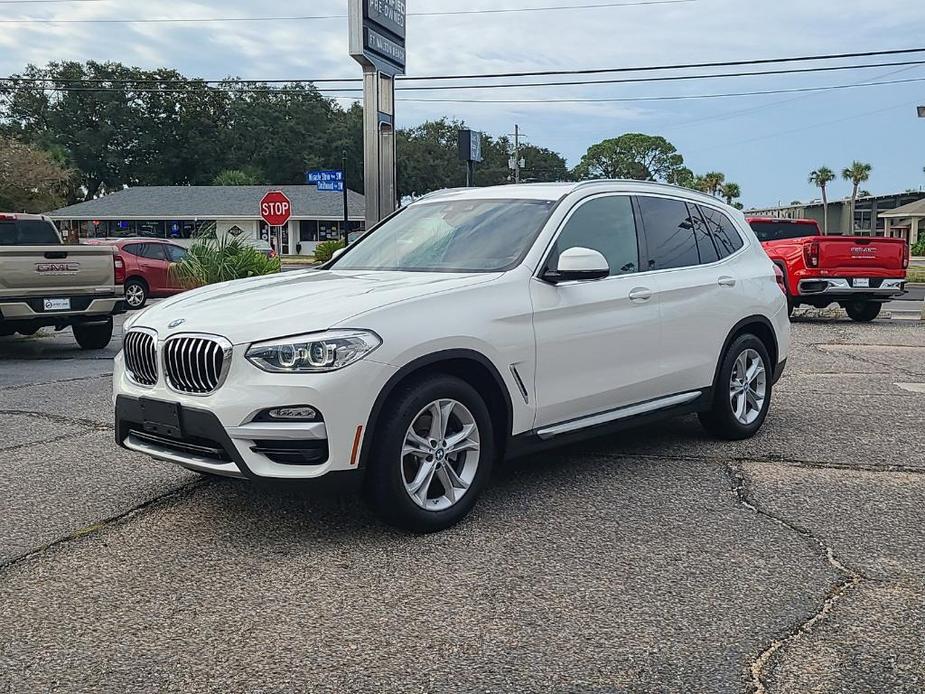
131;269;499;344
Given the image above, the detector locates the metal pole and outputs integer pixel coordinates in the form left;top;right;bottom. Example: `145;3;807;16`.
466;160;474;187
362;66;379;228
514;124;521;184
342;150;349;244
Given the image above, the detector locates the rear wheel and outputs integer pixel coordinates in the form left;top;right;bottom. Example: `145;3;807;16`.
699;334;772;440
124;278;148;309
843;301;882;322
73;318;113;350
365;374;495;533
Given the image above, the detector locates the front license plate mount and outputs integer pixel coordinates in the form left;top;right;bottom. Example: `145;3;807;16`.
139;398;183;439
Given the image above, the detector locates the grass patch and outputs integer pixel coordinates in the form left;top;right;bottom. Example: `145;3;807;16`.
906;266;925;283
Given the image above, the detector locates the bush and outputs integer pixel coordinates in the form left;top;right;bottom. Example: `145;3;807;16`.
314;240;346;263
912;237;925;257
170;234;281;286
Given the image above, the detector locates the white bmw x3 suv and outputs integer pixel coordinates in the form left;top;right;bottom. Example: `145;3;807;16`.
115;181;790;531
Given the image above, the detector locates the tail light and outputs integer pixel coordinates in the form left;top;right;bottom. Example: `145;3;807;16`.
903;241;910;269
773;265;786;294
803;240;820;268
113;254;126;284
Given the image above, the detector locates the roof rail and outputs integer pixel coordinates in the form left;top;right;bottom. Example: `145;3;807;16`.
415;187;471;202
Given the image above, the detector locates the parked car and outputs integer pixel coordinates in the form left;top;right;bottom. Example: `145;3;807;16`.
85;238;188;309
114;182;790;532
747;217;909;321
0;213;124;348
245;238;278;259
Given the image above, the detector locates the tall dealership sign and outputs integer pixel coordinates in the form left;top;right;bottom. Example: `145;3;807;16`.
349;0;406;227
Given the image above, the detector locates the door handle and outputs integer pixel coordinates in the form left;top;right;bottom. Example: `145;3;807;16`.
628;287;653;302
718;276;736;287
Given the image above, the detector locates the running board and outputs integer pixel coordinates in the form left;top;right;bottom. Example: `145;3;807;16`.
535;391;703;440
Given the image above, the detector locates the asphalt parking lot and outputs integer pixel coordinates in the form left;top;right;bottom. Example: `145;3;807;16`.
1;310;923;693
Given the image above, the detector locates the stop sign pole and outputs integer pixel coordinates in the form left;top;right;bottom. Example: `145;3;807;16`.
348;0;406;227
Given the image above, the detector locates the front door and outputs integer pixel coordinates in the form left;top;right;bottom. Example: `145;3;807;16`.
530;194;663;428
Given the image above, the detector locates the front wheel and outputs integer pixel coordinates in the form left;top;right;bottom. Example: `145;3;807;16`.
699;334;772;440
364;374;495;533
843;301;882;322
72;318;114;350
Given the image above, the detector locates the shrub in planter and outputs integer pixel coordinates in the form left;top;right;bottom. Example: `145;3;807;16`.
314;240;346;263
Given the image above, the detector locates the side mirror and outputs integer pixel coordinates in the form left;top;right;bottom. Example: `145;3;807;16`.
331;248;346;260
544;246;609;283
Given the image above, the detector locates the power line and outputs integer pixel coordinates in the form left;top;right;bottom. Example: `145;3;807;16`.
7;75;922;102
5;59;925;94
0;0;695;23
388;76;925;103
2;47;924;86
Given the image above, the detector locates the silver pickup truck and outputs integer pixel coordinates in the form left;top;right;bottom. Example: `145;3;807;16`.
0;213;125;349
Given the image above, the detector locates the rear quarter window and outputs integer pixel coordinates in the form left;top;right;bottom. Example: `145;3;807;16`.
699;206;744;257
0;219;61;245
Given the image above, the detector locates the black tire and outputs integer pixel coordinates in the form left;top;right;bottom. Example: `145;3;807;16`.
364;374;496;533
843;301;882;322
124;278;148;309
73;318;114;350
698;334;773;441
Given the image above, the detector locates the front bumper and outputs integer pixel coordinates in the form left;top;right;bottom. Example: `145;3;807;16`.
797;277;905;300
113;350;396;480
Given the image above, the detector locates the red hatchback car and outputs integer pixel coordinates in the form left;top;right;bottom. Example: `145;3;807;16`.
85;238;188;309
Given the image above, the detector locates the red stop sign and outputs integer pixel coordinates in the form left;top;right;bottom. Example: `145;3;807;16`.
260;190;292;226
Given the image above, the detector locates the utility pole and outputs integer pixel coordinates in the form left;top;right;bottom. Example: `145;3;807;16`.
508;124;526;183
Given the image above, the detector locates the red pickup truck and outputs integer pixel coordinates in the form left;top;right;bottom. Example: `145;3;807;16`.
746;217;909;321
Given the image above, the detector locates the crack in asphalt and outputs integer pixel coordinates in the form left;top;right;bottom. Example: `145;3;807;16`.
0;478;209;573
810;343;919;379
0;409;111;434
724;462;865;694
0;373;112;391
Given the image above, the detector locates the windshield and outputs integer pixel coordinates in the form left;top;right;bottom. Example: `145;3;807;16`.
748;221;819;242
331;198;556;272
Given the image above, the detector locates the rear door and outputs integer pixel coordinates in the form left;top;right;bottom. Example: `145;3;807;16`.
135;243;170;292
530;194;663;427
636;197;744;394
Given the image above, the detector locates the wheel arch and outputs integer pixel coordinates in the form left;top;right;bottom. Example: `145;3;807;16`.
125;275;149;291
358;349;515;470
712;315;780;388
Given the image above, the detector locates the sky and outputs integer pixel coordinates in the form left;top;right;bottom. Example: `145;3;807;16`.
1;0;924;207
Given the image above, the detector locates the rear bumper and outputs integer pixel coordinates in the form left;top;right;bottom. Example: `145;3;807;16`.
0;294;125;321
797;278;904;300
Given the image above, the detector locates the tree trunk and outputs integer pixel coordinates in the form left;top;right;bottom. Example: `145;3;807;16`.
821;186;828;235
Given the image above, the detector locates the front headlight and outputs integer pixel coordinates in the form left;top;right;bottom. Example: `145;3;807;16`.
245;329;382;373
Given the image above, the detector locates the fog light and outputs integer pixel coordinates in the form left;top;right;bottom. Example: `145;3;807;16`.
261;406;320;422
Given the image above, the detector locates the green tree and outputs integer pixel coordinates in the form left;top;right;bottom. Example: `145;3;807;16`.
573;133;685;182
701;171;726;197
212;168;264;186
721;182;741;206
841;161;872;233
666;166;695;189
809;166;836;234
0;137;73;212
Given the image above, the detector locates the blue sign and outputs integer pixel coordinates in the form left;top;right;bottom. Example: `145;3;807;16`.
307;170;344;193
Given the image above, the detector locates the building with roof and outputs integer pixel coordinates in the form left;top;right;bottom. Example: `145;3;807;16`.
745;190;925;239
880;198;925;247
46;185;366;256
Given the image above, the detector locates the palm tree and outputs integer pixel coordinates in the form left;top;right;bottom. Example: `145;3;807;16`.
842;161;872;234
721;182;741;206
701;171;726;197
809;167;836;235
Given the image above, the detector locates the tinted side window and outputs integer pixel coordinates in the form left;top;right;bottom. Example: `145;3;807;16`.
637;196;699;270
140;243;167;260
548;195;639;277
122;243;144;257
165;245;187;262
689;204;719;264
701;206;744;257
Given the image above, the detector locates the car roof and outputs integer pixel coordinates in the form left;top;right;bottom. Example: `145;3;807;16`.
85;237;179;245
415;180;729;207
745;217;819;225
0;212;51;221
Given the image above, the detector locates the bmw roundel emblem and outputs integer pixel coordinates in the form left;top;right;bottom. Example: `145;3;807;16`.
168;318;186;329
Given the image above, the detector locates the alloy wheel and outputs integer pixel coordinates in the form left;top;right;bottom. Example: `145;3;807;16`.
125;284;145;308
401;398;480;512
728;348;767;425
